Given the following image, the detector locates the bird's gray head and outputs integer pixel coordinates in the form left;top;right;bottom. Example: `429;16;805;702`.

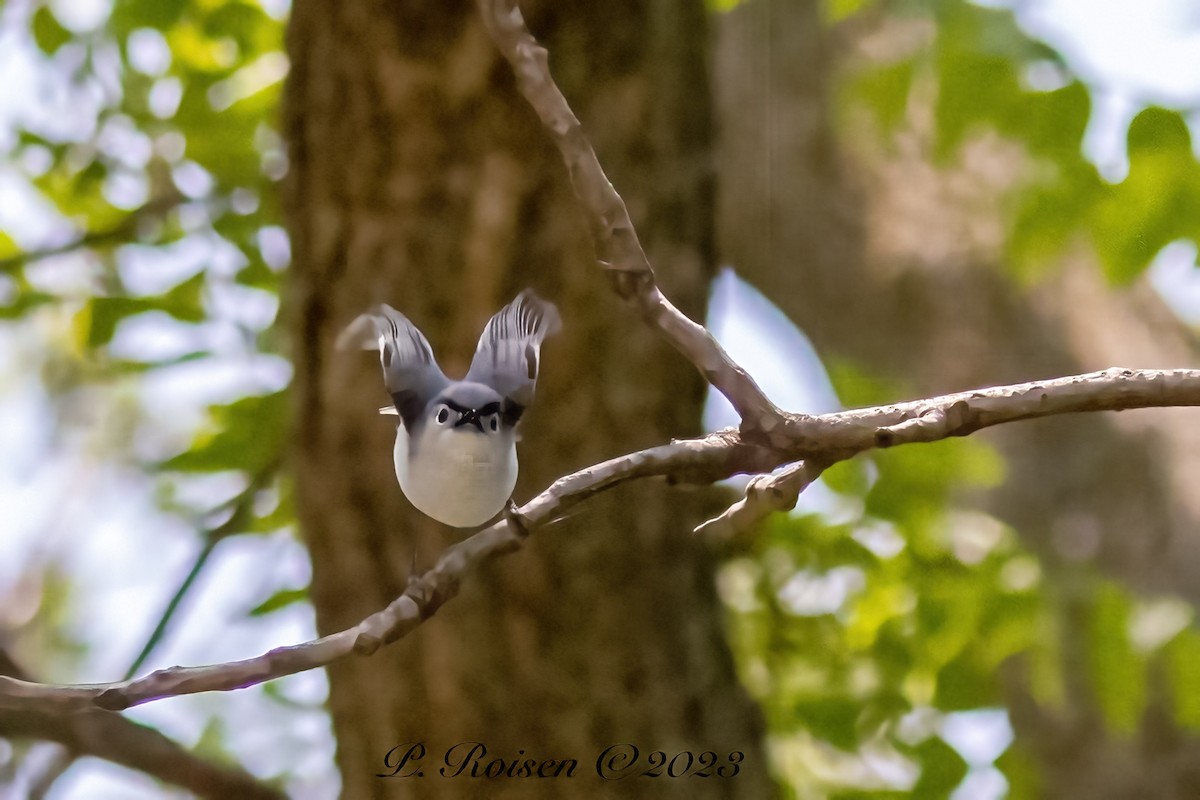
426;382;507;435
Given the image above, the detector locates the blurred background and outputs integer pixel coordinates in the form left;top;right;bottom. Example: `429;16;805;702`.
2;0;1200;798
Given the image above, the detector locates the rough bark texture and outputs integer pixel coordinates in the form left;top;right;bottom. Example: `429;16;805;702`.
283;1;770;798
714;1;1200;797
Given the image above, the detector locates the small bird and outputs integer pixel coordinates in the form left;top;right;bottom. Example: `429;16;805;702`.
339;290;561;527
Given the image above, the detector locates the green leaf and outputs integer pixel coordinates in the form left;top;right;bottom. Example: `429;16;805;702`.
33;158;121;229
31;7;72;55
823;456;872;499
995;741;1042;800
911;736;969;799
1088;582;1145;734
707;0;751;12
850;58;915;136
204;2;277;58
175;79;269;184
821;0;875;25
1089;108;1200;283
793;696;862;750
160;269;207;322
108;351;210;374
0;230;20;261
864;439;1004;542
247;479;293;533
248;587;308;617
829;792;908;800
86;297;147;346
111;0;188;37
825;358;904;408
1127;106;1192;160
162;389;289;474
0;290;56;319
1165;628;1200;730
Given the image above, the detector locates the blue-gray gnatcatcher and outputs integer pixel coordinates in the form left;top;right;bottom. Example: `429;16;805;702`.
339;290;561;527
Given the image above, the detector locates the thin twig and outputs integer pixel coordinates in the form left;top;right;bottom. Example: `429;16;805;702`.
122;539;217;681
694;459;828;539
124;466;277;679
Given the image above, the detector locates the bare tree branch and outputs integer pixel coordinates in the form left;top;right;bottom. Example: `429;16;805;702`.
474;0;787;437
25;747;74;800
4;367;1200;713
1;708;285;800
0;648;284;800
781;367;1200;455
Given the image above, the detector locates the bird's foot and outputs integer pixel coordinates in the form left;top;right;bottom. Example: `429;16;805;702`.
504;499;530;538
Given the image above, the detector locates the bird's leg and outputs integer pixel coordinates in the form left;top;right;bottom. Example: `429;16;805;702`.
406;546;421;589
504;498;530;538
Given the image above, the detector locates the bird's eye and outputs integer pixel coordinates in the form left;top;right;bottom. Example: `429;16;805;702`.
435;407;450;425
489;416;499;432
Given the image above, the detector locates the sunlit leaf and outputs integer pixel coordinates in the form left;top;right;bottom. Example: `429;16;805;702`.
821;0;876;25
204;2;277;58
162;390;289;474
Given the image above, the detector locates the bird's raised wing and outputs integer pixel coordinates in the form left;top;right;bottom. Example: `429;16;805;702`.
337;304;448;430
465;289;561;426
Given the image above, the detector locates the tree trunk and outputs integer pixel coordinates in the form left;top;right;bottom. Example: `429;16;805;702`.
283;1;770;797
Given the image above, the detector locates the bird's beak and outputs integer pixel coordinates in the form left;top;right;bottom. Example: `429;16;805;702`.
453;409;485;432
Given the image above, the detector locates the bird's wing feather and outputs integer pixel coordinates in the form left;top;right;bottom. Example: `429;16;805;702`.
337;304;448;429
465;289;561;425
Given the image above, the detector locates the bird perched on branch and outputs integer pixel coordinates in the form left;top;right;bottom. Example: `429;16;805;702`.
339;290;561;527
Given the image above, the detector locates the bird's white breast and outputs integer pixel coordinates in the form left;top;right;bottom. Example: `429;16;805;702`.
394;424;518;528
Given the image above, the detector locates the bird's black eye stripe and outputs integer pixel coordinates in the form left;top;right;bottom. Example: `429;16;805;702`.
443;399;473;415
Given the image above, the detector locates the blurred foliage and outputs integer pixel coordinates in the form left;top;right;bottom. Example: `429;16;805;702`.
3;0;291;525
716;4;1200;796
723;431;1195;798
4;0;1200;798
840;0;1200;283
0;0;299;786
